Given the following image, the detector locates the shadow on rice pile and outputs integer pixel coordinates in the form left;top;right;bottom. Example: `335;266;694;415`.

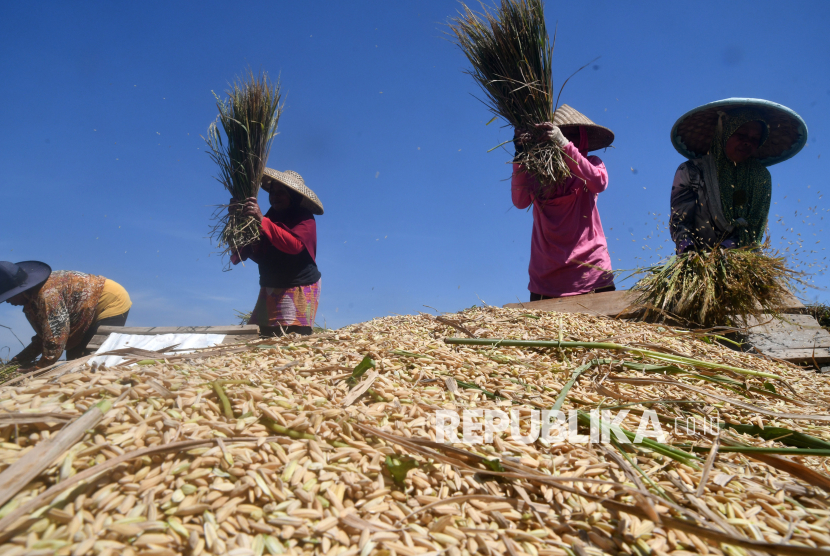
1;307;830;556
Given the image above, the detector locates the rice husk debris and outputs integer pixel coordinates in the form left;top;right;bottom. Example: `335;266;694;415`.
1;306;830;556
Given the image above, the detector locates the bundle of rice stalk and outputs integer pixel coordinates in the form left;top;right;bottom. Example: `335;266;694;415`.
449;0;570;190
631;241;801;328
205;69;283;255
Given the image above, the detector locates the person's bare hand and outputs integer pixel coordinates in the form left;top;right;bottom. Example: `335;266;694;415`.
241;197;263;223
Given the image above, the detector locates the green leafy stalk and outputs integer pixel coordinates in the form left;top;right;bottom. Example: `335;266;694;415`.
719;423;830;450
0;362;21;384
384;456;419;486
260;417;316;440
388;349;434;359
348;356;376;386
454;378;503;400
575;411;701;469
551;359;610;412
443;337;782;380
211;380;253;419
679;445;830;456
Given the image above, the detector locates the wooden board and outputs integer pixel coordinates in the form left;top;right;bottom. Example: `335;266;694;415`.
777;290;808;313
743;314;830;364
504;290;639;318
95;325;259;336
86;325;260;353
503;290;807;318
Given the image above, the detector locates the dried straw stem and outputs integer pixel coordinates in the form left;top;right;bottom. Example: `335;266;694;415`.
631;241;801;328
515;139;572;190
449;0;571;190
205;68;283;255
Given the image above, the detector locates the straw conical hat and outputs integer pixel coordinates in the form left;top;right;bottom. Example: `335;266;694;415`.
552;104;614;151
262;169;324;215
671;98;808;166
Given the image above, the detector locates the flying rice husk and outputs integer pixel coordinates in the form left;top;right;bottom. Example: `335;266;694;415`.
631;239;802;328
449;0;571;192
205;69;283;257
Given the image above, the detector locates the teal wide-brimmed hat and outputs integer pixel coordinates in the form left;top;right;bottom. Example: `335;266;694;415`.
671;98;808;166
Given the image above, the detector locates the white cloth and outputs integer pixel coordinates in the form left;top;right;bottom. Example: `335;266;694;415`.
91;333;226;368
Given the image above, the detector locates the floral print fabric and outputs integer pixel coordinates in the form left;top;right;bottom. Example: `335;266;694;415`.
17;271;106;368
248;280;321;328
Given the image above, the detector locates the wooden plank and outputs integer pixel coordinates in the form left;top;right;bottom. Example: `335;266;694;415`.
95;325;260;336
503;290;806;318
221;335;255;345
503;290;638;318
744;314;830;363
777;291;807;313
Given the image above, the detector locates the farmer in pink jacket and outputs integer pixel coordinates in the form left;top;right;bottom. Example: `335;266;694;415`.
512;105;615;301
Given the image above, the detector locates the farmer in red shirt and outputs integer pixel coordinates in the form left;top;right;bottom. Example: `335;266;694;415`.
231;169;324;336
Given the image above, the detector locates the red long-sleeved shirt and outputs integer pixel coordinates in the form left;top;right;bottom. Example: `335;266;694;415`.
231;210;317;265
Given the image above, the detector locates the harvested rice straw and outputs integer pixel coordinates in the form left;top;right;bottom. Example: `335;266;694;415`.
449;0;572;191
0;362;20;385
0;307;829;556
205;68;283;258
631;241;801;327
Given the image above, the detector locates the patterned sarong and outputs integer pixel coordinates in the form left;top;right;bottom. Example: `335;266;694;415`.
248;280;321;328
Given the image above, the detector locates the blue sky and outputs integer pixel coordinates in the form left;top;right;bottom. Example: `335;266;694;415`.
1;0;828;357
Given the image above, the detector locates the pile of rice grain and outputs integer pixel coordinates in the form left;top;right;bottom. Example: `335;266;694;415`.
0;306;829;556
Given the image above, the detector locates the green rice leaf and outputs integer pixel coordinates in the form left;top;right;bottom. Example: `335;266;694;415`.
384;456;419;485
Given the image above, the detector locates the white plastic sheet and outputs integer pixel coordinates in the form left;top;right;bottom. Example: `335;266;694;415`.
91;332;226;368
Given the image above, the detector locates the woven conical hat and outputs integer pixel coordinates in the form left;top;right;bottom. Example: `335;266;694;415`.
552;104;614;151
262;169;324;215
671;98;808;166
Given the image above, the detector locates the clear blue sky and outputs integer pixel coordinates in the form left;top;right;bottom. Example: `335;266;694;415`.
1;0;828;356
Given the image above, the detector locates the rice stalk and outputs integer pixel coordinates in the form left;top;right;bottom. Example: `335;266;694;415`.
807;302;830;331
205;68;283;256
631;241;801;328
443;337;783;379
0;362;20;385
234;309;252;325
448;0;571;191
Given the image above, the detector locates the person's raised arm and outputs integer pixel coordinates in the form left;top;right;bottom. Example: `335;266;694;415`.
531;124;608;194
239;197;305;255
11;337;42;366
511;127;535;209
30;293;70;368
561;143;608;194
511;165;535;209
669;163;698;253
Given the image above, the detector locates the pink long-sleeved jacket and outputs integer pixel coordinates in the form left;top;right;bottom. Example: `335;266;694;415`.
511;141;614;298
